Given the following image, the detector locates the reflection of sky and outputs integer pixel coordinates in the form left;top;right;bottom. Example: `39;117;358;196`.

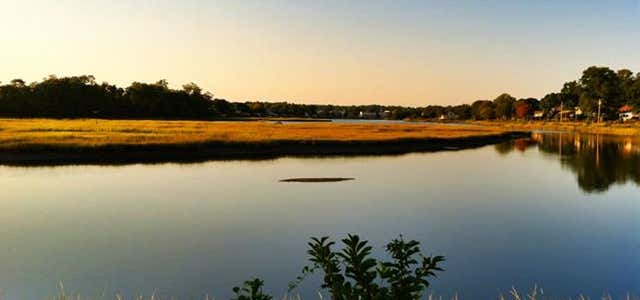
0;146;639;299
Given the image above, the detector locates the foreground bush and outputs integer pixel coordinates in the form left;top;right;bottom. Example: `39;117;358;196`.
233;234;445;300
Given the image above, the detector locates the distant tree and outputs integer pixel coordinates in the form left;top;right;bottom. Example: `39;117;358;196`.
629;76;640;108
559;81;580;108
471;100;495;120
514;99;532;119
493;93;516;120
212;99;234;116
10;79;26;87
540;93;561;116
421;105;445;119
4;66;640;122
155;79;169;89
450;104;472;120
579;66;622;120
182;82;202;95
617;69;640;106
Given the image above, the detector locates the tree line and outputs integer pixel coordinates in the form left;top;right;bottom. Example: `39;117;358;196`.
470;66;640;121
0;75;447;120
1;66;639;121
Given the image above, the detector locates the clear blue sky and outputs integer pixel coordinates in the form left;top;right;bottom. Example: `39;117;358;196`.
2;0;640;105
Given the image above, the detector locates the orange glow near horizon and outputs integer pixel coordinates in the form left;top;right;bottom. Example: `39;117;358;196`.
2;1;640;106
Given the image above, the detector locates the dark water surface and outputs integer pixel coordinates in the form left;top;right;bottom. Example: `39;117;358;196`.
1;132;639;299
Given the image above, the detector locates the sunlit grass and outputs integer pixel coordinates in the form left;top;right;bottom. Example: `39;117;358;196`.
0;118;508;150
478;120;640;136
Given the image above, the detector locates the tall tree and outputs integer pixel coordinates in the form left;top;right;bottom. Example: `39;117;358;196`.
579;66;621;120
617;69;636;105
540;93;561;116
514;99;532;120
471;100;495;120
560;81;581;108
493;93;516;120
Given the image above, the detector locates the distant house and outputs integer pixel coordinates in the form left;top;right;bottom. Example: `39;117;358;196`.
560;109;575;119
533;110;544;119
381;110;392;119
619;105;637;121
359;111;378;119
575;107;583;118
439;111;458;120
550;106;580;120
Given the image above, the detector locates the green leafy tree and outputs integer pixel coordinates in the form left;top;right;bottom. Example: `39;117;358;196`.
493;93;516;120
450;104;472;120
579;66;622;120
617;69;634;104
560;81;581;108
471;100;495;120
540;93;561;117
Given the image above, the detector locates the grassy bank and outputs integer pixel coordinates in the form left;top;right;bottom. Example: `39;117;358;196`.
0;118;525;165
473;120;640;136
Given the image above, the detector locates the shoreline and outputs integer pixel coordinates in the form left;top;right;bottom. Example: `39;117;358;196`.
472;120;640;136
0;131;528;166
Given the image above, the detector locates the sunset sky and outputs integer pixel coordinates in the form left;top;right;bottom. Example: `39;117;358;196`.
2;0;640;106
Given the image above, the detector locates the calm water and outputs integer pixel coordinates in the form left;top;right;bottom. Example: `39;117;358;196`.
1;133;639;299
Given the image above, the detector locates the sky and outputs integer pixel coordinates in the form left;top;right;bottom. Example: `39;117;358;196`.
1;0;640;106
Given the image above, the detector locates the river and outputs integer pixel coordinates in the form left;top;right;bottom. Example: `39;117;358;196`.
0;132;638;299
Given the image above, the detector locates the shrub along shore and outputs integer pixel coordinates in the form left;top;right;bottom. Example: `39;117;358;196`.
0;118;526;165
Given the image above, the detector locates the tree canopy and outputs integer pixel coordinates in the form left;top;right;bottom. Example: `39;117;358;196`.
1;66;638;121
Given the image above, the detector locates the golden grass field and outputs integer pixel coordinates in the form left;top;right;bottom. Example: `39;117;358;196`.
0;118;510;150
476;120;640;136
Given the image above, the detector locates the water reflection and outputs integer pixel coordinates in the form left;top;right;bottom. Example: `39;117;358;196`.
2;139;640;299
496;132;640;193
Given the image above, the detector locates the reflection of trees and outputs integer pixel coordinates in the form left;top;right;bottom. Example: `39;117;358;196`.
494;139;537;155
494;141;515;155
495;133;640;193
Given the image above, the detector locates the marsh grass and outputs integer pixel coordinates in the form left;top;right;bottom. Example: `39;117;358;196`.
0;118;509;151
478;120;640;136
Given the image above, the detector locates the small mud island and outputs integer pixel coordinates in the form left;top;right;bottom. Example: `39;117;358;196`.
280;178;355;183
0;118;527;165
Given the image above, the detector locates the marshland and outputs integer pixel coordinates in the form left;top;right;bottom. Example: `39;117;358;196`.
5;0;640;298
0;118;525;165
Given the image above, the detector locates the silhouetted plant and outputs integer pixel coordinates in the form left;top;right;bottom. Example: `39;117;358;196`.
231;278;272;300
378;237;444;299
288;234;445;300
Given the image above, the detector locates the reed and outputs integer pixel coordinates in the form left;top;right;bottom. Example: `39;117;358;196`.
0;119;510;151
0;118;527;168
